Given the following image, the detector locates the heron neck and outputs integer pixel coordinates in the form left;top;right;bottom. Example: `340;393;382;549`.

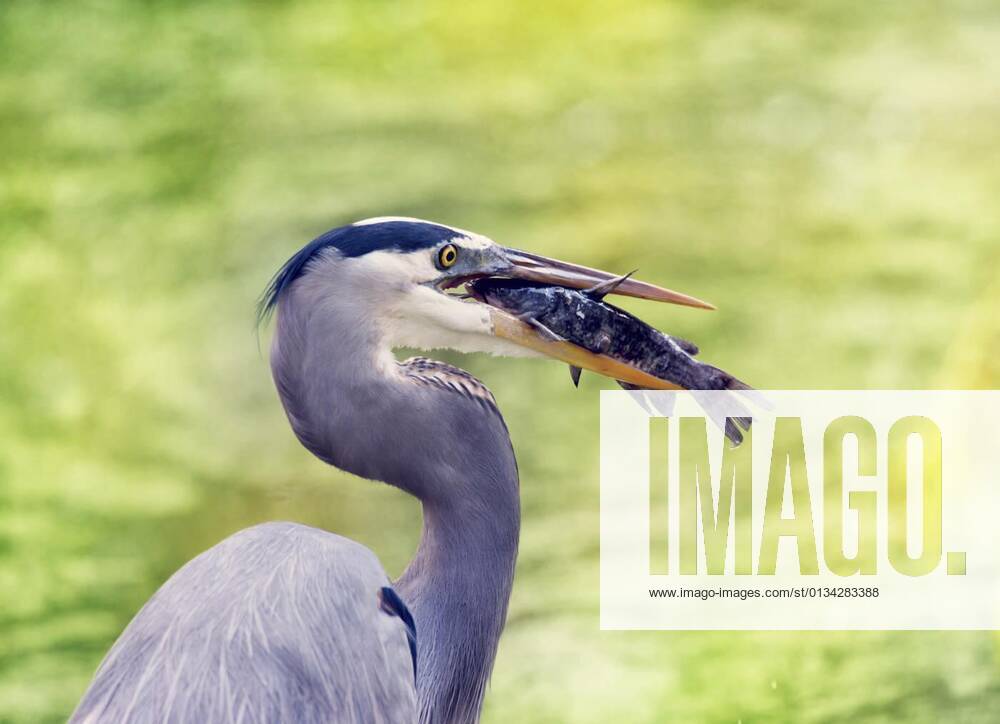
271;290;521;723
397;491;519;724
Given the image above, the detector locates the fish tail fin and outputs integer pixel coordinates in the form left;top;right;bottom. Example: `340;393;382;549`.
723;418;745;446
697;365;754;446
618;372;752;445
702;364;752;392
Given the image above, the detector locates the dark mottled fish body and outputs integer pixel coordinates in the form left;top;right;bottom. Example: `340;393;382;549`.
470;279;748;392
471;278;751;444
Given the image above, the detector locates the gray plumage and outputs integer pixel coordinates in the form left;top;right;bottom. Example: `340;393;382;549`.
73;224;522;724
72;523;416;723
269;249;520;723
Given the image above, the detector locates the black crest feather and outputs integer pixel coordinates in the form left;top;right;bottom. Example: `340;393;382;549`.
256;219;462;326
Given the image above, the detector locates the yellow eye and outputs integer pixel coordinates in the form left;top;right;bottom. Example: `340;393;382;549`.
438;244;458;268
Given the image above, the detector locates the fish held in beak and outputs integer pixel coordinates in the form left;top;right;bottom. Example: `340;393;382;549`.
471;275;753;445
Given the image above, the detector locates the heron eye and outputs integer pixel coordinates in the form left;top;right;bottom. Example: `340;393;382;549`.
438;244;458;269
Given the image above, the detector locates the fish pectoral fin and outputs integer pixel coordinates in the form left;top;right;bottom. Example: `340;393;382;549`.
583;270;637;301
569;365;582;387
515;313;565;343
672;336;700;356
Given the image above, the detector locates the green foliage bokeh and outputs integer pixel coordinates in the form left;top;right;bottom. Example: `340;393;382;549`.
2;0;1000;721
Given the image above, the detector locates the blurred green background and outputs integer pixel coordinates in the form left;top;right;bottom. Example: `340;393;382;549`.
2;0;1000;721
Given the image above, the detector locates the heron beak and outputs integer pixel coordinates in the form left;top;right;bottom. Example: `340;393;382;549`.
501;248;715;310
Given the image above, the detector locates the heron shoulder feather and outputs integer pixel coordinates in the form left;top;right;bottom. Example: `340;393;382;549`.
399;356;502;416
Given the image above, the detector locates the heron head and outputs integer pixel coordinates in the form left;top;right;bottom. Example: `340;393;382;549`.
259;217;712;386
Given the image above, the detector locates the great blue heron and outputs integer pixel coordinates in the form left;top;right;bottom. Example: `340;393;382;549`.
71;217;710;723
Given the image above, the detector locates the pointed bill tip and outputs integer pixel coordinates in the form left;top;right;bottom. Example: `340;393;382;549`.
620;276;715;309
503;248;715;310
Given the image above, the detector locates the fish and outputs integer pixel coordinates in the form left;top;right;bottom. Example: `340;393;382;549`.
468;275;752;444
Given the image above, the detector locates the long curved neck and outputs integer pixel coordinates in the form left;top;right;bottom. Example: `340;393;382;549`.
397;490;518;723
272;281;520;723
